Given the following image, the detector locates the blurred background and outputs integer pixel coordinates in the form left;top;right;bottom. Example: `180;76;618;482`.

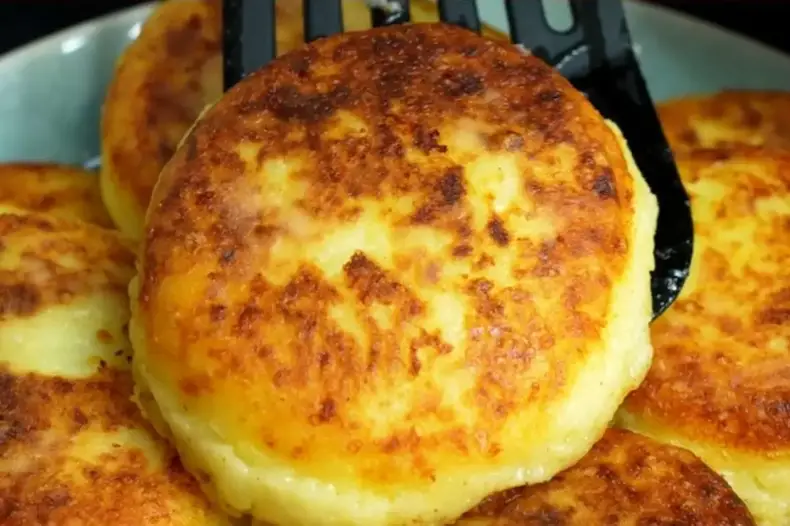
1;0;788;56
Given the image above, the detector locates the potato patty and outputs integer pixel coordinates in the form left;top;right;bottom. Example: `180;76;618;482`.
457;429;754;526
131;23;657;525
0;165;233;525
619;147;790;526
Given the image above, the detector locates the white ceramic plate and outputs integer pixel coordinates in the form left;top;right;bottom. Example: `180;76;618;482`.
1;1;789;166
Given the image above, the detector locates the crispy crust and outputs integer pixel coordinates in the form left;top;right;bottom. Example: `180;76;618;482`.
623;148;790;452
0;367;230;526
0;163;112;228
132;23;655;524
100;0;223;238
659;91;790;155
457;429;754;526
99;0;510;240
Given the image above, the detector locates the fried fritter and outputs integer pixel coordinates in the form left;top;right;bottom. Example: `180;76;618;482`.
0;197;233;524
0;163;112;227
130;23;657;526
456;429;754;526
659;91;790;155
619;148;790;526
100;0;223;239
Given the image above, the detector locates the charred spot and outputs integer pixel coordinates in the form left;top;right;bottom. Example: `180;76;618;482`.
758;307;790;325
344;252;418;312
475;253;495;270
411;205;435;224
536;89;562;104
220;248;236;264
438;166;465;205
596;464;620;483
438;70;484;98
264;84;352;123
287;52;312;78
209;304;226;322
0;283;42;318
235;304;262;337
194;189;215;207
376;63;412;99
710;148;733;162
413;126;447;154
461;45;480;57
677;128;698;148
376;123;405;158
410;346;422;376
314;398;336;423
591;169;617;199
453;244;473;257
487;216;510;246
180;375;211;396
372;33;410;56
72;408;88;427
318;352;330;368
39;488;72;514
742;104;763;128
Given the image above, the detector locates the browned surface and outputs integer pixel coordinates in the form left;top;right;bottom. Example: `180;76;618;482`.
659;91;790;155
101;0;506;238
101;0;223;234
457;429;754;526
0;163;112;228
137;20;642;495
624;148;790;452
0;210;134;321
0;365;227;525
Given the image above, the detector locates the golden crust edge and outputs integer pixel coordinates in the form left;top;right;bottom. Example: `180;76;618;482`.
616;409;790;526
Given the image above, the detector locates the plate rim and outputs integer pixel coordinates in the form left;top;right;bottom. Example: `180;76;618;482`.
0;3;154;70
1;0;789;74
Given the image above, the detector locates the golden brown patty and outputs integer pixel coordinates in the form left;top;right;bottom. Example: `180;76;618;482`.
131;23;657;525
658;91;790;155
100;0;223;239
0;163;112;227
0;201;231;523
456;429;754;526
100;0;507;240
618;148;790;525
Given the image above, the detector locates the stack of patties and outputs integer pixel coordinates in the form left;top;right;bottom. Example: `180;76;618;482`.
96;1;769;525
0;163;234;525
617;90;790;526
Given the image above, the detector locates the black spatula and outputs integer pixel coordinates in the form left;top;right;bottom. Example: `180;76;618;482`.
221;0;694;320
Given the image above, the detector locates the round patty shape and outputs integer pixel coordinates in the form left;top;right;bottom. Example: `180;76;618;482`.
619;148;790;526
131;23;657;526
658;91;790;155
99;0;330;240
100;0;222;239
0;202;231;525
456;429;754;526
0;163;113;228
